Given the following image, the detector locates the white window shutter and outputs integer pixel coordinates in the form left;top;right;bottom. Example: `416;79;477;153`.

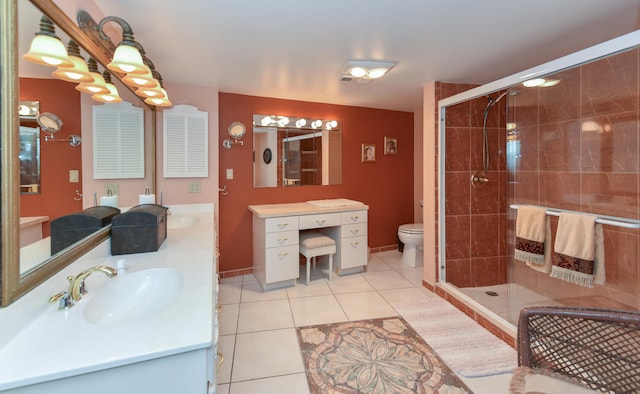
163;105;208;178
93;102;144;179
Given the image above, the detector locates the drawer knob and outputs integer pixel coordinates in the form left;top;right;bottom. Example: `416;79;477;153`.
350;229;359;235
316;219;326;225
278;252;289;258
350;215;359;221
351;241;360;247
277;223;289;229
277;237;288;243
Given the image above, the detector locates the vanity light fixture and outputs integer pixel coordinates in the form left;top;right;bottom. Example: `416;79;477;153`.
254;114;339;131
341;60;397;83
143;74;172;107
77;11;171;107
75;58;110;95
97;16;147;74
23;15;72;67
92;71;123;103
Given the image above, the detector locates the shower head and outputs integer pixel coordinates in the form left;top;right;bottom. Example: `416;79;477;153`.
487;91;509;106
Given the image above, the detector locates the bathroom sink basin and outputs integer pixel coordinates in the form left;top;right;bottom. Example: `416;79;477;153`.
84;268;183;326
167;215;200;229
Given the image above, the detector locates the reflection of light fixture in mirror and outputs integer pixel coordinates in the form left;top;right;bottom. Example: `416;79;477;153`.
23;15;73;67
325;120;338;130
341;60;397;83
97;16;147;74
311;120;323;129
522;78;560;88
75;58;109;94
295;118;307;128
223;122;246;149
51;40;94;83
37;112;82;147
18;101;40;119
92;71;123;103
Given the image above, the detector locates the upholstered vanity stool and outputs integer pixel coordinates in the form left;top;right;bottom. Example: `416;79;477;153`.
299;231;336;284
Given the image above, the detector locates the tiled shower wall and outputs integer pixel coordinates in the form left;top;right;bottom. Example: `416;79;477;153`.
439;83;509;287
508;47;640;312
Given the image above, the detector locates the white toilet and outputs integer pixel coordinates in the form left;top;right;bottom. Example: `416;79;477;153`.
398;223;424;267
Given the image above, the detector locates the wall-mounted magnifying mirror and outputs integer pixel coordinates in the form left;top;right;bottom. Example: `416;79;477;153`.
223;121;246;149
37;112;82;146
37;112;62;134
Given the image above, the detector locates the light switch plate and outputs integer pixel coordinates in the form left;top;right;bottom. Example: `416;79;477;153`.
69;169;79;183
226;169;234;180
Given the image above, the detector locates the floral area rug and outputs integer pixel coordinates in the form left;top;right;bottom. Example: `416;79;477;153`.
297;317;471;393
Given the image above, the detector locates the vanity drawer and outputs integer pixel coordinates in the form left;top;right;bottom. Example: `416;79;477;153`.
264;245;300;283
265;230;298;248
342;223;367;238
340;235;368;269
265;216;298;233
299;212;341;229
342;210;367;225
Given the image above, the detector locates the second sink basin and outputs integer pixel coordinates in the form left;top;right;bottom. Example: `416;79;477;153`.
84;268;183;326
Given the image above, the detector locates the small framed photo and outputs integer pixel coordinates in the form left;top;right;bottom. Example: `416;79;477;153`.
361;143;376;162
384;136;397;155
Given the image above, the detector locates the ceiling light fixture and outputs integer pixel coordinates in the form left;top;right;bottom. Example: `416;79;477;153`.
23;15;72;67
341;60;397;83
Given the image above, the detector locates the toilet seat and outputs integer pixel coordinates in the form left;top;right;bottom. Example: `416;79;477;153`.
399;223;423;234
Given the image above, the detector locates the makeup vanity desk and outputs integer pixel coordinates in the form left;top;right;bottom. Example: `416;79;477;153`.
249;200;369;290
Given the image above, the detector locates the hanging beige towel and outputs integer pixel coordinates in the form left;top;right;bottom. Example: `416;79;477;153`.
515;205;552;273
551;212;605;288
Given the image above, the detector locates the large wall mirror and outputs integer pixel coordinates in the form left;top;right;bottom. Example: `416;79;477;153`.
1;0;157;306
253;114;342;187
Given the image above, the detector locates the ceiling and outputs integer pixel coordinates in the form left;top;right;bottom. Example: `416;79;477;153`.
31;1;640;112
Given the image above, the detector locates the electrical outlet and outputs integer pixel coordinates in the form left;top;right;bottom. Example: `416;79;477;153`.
104;183;119;196
188;181;201;193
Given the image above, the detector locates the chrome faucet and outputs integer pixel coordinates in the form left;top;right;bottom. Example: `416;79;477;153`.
69;265;117;302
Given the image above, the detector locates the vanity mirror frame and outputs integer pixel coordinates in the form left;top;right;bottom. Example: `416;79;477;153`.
1;0;157;306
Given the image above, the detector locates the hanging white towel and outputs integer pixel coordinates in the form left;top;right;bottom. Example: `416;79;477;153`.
515;205;551;273
551;212;605;288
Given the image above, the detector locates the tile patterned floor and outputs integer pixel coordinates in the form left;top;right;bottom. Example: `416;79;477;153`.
217;250;513;393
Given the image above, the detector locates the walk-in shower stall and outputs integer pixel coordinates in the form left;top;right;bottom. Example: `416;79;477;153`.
438;31;640;327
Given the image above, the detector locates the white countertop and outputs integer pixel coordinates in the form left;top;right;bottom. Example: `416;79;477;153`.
249;200;368;218
0;204;215;391
19;216;49;229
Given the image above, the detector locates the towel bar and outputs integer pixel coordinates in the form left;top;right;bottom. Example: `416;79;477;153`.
510;204;640;229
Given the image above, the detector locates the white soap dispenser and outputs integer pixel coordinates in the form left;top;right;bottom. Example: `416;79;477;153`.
116;259;130;275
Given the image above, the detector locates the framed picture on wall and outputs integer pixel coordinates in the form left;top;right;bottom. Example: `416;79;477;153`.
384;136;397;155
361;143;376;162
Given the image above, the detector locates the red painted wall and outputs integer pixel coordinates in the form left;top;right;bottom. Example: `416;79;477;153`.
19;78;83;237
218;93;414;273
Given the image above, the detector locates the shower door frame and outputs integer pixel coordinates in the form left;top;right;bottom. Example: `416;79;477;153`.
436;31;640;322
